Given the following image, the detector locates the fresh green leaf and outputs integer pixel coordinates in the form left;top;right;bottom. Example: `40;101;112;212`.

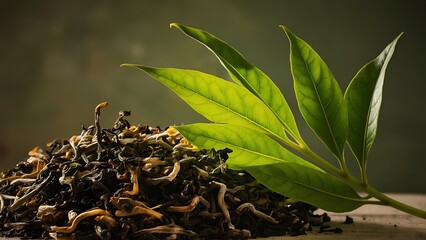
123;65;288;142
282;26;348;160
171;23;302;142
345;33;402;168
176;123;320;170
245;162;365;212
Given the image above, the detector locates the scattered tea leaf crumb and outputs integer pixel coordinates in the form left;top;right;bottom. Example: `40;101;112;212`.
343;215;354;224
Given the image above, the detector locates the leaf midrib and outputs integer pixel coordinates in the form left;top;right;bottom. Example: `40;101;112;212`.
294;43;342;159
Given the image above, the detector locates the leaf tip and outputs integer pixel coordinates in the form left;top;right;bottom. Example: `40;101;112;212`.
278;25;295;41
120;63;139;68
390;32;403;47
278;25;290;33
120;64;151;73
170;22;180;29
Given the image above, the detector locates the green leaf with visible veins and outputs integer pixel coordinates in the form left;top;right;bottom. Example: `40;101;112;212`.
170;23;302;142
345;33;402;169
123;65;288;142
176;123;320;170
282;26;348;160
245;162;365;212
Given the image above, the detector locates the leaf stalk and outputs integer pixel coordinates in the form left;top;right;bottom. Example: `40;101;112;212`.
294;146;426;219
364;184;426;219
294;145;343;178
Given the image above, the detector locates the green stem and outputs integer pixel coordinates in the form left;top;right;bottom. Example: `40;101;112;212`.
363;184;426;219
339;155;351;177
341;165;426;219
294;144;343;178
361;165;369;186
292;144;426;219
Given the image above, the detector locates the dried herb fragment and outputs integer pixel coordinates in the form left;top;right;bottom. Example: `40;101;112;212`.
343;215;354;224
0;103;332;239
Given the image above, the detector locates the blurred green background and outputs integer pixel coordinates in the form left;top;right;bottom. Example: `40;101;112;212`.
1;1;425;193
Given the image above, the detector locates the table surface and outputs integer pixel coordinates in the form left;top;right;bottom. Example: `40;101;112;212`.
0;193;425;240
261;193;426;239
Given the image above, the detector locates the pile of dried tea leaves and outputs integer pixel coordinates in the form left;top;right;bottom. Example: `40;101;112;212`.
0;102;331;239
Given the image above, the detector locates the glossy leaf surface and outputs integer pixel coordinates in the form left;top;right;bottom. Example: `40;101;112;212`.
345;34;402;167
123;65;288;141
282;26;347;160
171;23;301;142
176;123;320;170
245;162;365;212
